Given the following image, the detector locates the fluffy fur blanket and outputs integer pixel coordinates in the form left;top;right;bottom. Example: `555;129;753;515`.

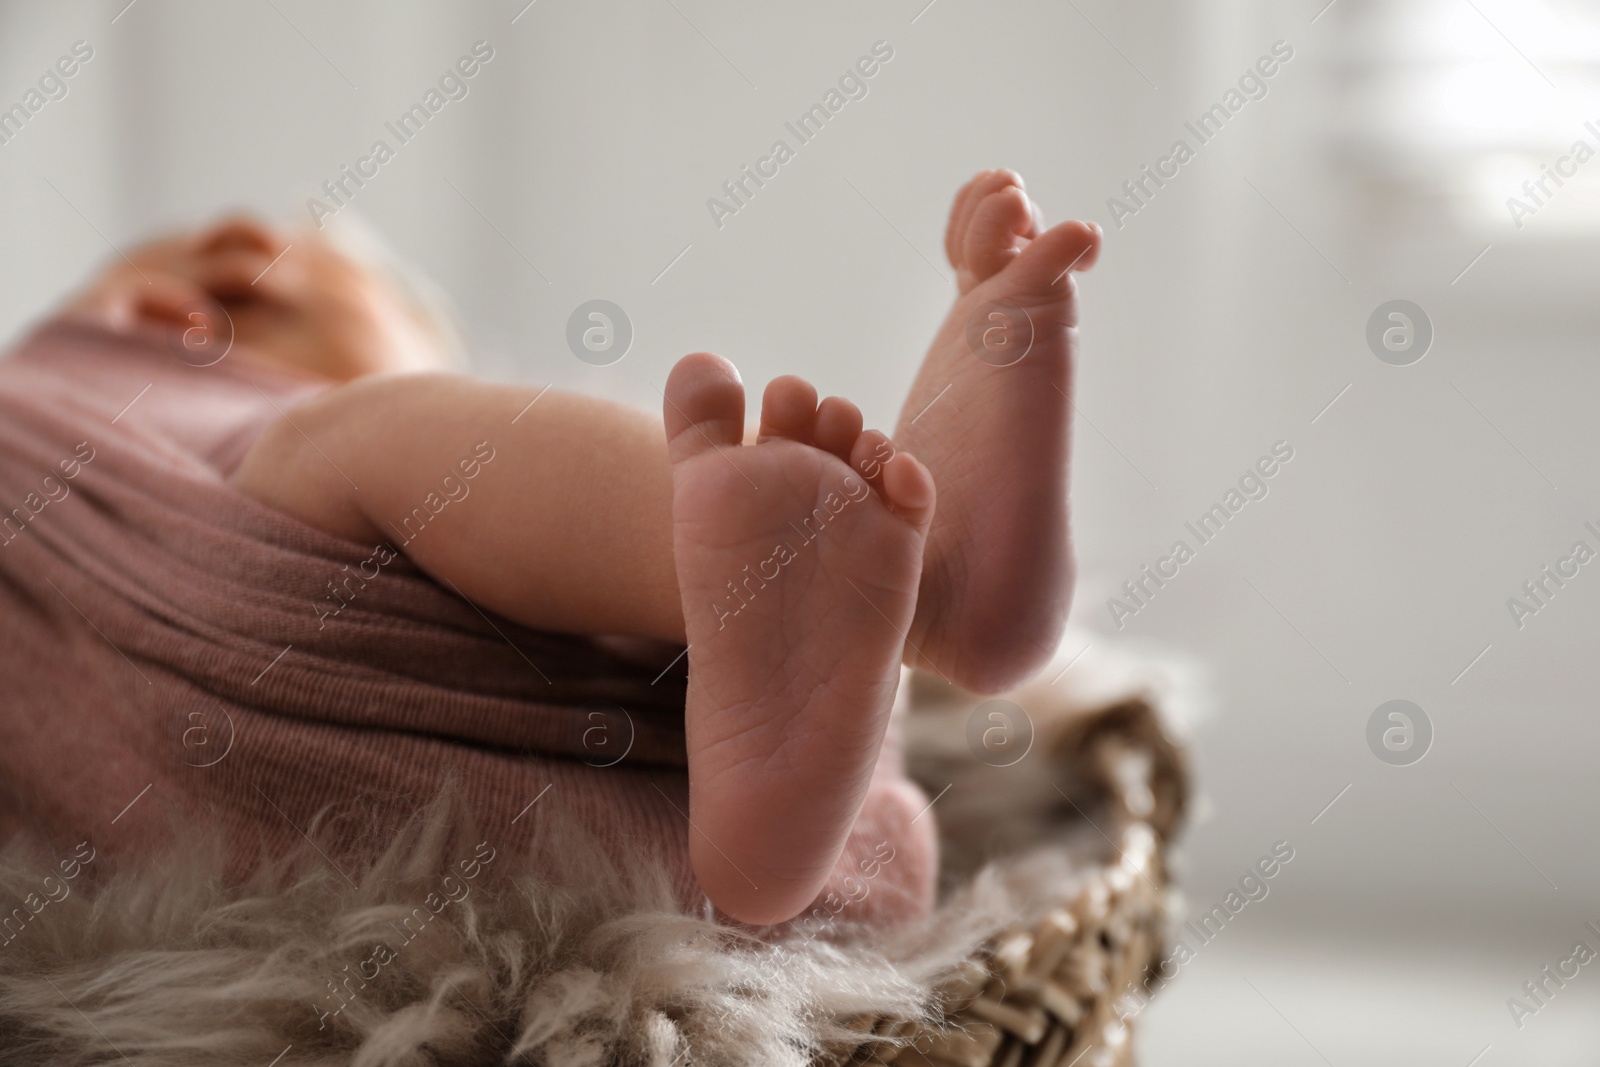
0;642;1188;1067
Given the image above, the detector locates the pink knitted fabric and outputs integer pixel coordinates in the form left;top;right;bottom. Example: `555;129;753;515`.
0;319;932;925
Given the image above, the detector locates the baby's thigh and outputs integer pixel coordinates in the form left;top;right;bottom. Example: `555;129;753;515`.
231;372;469;544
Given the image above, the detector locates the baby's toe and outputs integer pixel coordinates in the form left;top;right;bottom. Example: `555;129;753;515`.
813;396;864;464
999;218;1103;312
879;451;935;527
963;185;1036;285
944;170;995;268
758;375;819;444
664;352;746;463
947;169;1025;276
851;430;934;527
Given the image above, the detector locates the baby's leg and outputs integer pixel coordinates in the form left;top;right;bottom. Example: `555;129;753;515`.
235;364;938;926
233;372;685;642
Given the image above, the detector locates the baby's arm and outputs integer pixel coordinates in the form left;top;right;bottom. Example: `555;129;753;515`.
233;372;685;642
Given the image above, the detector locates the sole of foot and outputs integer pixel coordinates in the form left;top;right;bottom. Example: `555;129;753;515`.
664;352;935;925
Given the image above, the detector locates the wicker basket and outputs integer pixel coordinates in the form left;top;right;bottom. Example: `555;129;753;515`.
818;666;1188;1067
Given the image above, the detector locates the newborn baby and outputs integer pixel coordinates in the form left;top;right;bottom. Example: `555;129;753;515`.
63;170;1100;925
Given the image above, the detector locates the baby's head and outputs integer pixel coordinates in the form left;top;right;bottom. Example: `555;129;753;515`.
63;214;460;381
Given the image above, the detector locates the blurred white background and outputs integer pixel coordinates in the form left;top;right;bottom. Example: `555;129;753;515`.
3;0;1599;1062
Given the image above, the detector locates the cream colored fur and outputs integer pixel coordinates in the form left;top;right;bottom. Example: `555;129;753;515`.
0;640;1188;1067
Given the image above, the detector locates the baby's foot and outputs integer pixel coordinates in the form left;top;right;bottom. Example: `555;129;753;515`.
664;353;935;925
894;170;1102;695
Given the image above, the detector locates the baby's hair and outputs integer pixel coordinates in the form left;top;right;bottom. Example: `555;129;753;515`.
309;211;471;372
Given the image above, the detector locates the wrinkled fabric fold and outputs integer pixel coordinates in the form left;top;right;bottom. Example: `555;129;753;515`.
0;319;692;886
